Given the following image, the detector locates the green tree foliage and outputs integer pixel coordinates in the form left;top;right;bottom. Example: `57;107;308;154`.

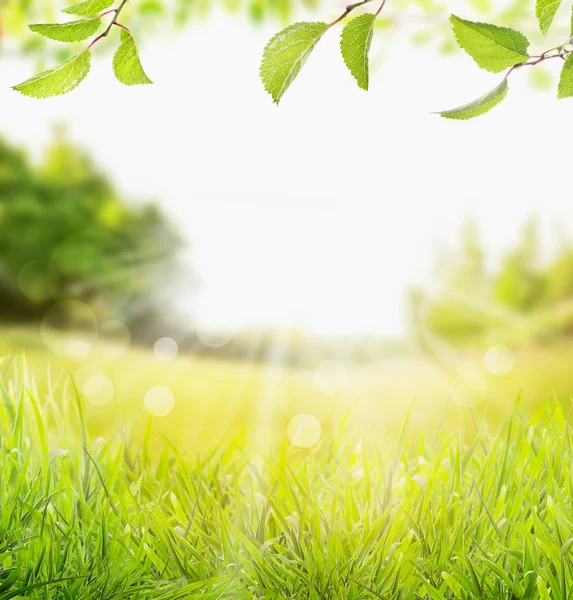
0;131;179;321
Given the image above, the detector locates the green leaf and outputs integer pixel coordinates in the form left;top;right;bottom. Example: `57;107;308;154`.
260;21;328;104
450;15;529;73
437;78;509;120
113;29;153;86
29;18;101;42
558;52;573;98
12;51;91;98
340;13;376;91
63;0;114;17
536;0;563;34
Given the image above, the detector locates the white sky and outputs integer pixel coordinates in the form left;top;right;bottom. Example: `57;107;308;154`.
2;11;573;336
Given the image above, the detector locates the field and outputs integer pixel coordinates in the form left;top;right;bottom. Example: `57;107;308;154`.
1;355;573;599
3;325;573;454
3;326;573;597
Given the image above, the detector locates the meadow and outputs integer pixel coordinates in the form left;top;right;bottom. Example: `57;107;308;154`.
3;325;573;598
1;351;573;599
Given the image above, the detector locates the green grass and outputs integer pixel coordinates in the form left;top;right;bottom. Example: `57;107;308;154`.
2;357;573;599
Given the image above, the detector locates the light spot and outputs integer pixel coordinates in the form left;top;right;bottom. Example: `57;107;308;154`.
287;413;322;448
484;344;515;376
196;326;233;348
75;364;103;387
153;337;179;362
66;339;91;362
144;386;175;417
83;374;114;406
41;300;97;360
313;360;348;396
98;320;130;357
452;372;487;407
18;261;59;302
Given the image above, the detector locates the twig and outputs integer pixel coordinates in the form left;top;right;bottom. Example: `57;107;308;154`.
87;0;130;50
505;42;573;79
325;0;376;30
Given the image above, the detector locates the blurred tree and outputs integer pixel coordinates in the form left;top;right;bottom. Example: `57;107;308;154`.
494;219;544;311
0;129;180;321
542;247;573;304
409;220;498;341
408;218;573;346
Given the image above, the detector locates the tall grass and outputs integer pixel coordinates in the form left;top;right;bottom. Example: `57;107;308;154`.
0;358;572;599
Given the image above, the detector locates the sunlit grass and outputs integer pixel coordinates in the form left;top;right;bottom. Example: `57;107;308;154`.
3;324;573;455
1;357;572;598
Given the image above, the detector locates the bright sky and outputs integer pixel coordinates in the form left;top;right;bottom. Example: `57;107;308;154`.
2;11;573;336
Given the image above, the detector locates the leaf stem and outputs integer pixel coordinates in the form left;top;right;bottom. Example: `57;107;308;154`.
86;0;129;50
112;22;132;35
505;44;570;79
325;0;376;30
104;0;129;37
98;9;117;18
373;0;387;18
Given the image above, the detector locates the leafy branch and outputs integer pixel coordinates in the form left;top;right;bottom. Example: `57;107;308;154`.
13;0;151;98
259;0;386;103
259;0;573;119
13;0;573;118
436;14;573;119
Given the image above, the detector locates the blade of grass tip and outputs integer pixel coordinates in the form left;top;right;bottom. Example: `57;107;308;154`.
496;395;520;500
468;406;488;454
1;350;15;380
157;433;201;500
13;389;25;449
348;578;386;600
143;414;153;469
0;378;16;425
26;390;48;459
385;399;415;510
82;448;119;516
472;478;503;541
69;373;91;499
69;373;89;451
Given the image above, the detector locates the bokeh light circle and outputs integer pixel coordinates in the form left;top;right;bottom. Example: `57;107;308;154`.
18;260;59;303
196;326;234;349
153;337;179;362
452;372;487;407
75;364;104;388
41;300;98;362
484;344;515;376
83;374;115;406
313;360;348;395
287;413;322;448
144;386;175;417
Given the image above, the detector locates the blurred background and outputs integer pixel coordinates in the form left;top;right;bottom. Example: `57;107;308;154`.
2;0;573;454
